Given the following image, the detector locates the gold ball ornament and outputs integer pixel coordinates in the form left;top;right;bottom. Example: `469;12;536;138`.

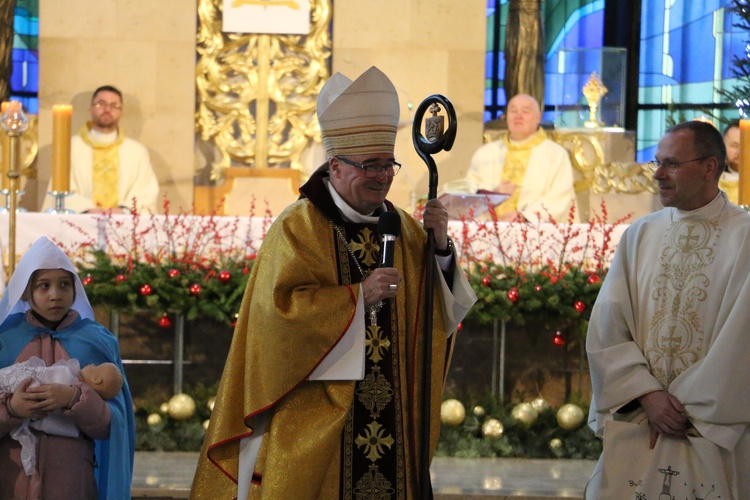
147;413;162;427
168;393;196;420
207;396;216;412
472;405;486;417
202;419;211;431
481;418;504;439
531;397;549;413
511;402;538;428
549;438;563;450
159;402;170;414
556;403;585;431
440;399;466;426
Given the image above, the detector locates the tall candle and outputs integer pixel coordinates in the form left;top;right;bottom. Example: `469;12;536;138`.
52;104;72;193
1;102;9;190
740;120;750;205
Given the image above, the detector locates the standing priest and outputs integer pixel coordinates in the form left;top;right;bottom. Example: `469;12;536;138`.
191;66;476;499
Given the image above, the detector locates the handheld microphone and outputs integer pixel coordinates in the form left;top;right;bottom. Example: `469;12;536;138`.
377;211;401;268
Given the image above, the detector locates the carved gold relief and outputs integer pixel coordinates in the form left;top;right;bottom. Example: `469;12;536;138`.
196;0;331;181
551;130;656;195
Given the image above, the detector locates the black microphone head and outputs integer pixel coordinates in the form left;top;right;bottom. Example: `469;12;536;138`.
377;211;401;237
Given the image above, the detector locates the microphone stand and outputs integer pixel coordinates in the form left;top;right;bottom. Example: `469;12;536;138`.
411;95;457;499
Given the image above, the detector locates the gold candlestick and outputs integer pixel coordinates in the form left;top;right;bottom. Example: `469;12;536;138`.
583;71;608;129
1;101;30;277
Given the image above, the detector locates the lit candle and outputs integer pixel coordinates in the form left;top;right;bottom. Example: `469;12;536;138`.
740;120;750;205
52;104;73;193
1;101;9;191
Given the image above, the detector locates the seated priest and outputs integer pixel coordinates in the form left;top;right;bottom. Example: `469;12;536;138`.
447;94;578;222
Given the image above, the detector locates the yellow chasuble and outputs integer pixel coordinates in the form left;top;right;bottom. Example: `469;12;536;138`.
191;189;451;499
78;123;124;209
495;128;548;218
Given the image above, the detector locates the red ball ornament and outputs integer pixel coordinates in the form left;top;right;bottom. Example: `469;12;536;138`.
507;287;519;303
457;322;463;331
481;276;492;287
189;283;202;296
140;284;152;296
586;274;601;285
82;275;93;286
219;270;231;283
168;269;181;278
115;274;127;284
535;285;542;291
574;301;586;313
242;266;250;275
232;313;239;328
553;331;565;346
158;314;172;329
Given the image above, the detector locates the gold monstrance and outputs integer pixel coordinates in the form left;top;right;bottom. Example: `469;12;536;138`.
583;71;608;128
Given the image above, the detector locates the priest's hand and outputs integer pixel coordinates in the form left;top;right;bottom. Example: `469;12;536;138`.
362;268;401;306
422;198;449;251
638;390;688;448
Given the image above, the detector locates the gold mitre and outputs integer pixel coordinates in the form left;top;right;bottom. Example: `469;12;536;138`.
317;66;400;157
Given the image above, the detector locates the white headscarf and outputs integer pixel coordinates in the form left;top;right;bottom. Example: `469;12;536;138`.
0;236;94;326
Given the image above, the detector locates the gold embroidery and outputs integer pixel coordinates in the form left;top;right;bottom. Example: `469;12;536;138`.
353;464;395;499
356;365;393;419
647;220;715;385
355;421;395;462
366;325;391;363
495;128;548;217
350;227;380;267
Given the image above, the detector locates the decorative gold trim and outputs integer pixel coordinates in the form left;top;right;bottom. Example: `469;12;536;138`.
196;0;331;181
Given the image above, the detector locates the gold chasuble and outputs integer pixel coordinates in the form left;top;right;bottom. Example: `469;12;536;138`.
719;174;738;205
191;169;452;499
78;123;123;209
495;128;548;218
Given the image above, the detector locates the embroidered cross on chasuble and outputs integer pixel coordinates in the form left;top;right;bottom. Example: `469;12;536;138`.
335;221;406;498
495;128;548;218
79;126;123;209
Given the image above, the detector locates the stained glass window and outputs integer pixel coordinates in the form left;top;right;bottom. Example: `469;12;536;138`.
10;0;38;114
485;0;745;159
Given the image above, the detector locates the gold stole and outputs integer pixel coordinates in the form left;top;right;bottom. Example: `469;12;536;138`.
719;175;738;205
78;123;124;209
495;128;547;217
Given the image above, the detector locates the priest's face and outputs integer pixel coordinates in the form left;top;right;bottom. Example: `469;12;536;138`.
506;94;542;141
653;129;719;211
724;125;740;172
90;89;123;133
329;153;395;215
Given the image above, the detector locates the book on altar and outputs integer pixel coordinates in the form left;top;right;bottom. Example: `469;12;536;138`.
438;190;510;219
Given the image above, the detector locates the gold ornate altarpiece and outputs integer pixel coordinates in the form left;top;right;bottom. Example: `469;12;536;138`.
194;0;331;215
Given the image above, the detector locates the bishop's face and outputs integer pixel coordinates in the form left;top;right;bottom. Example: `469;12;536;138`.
329;153;396;215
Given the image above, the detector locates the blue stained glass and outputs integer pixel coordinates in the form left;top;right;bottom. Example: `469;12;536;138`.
8;2;39;113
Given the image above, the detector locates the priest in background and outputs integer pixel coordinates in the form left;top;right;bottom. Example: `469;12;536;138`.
719;119;739;204
455;93;578;222
191;66;476;499
43;85;159;214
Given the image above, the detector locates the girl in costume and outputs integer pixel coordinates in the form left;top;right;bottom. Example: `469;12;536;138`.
0;236;134;499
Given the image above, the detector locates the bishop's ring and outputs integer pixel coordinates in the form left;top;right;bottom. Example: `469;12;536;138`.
389;284;398;291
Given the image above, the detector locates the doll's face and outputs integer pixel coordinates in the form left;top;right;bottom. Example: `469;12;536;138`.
80;362;123;399
26;269;75;329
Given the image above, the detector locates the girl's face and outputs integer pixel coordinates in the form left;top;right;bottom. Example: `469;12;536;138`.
27;269;75;328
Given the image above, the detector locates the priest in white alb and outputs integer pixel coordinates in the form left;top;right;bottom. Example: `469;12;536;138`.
585;120;750;498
